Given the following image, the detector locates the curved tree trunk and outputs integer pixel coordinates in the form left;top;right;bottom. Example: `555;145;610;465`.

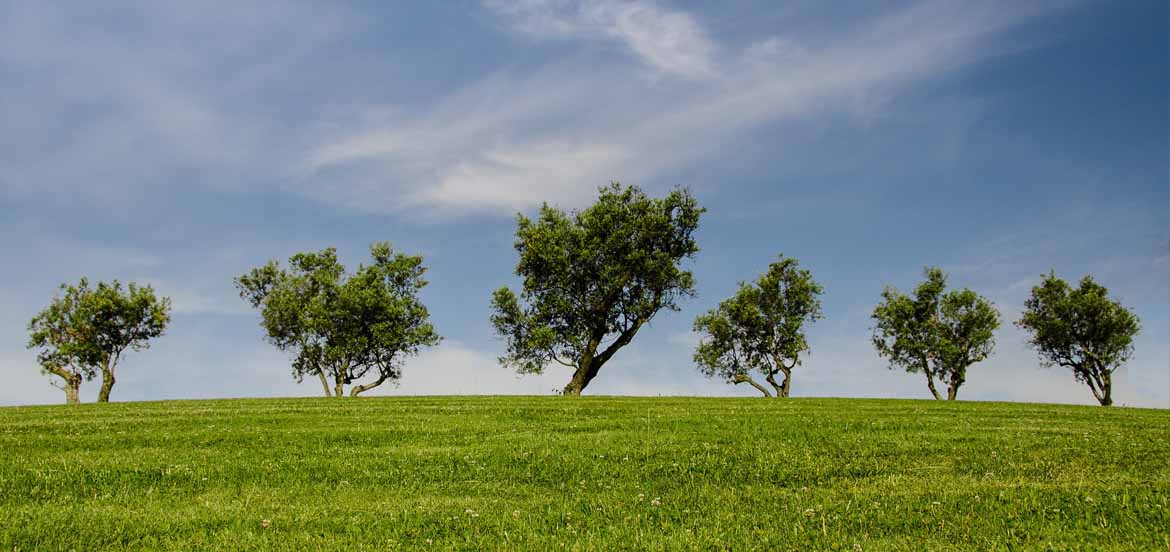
350;372;391;397
733;374;772;397
1082;367;1107;405
563;334;603;396
563;358;600;396
317;370;333;397
563;323;643;396
764;372;790;398
97;353;121;403
97;369;115;403
48;365;82;405
923;370;943;401
1094;369;1113;406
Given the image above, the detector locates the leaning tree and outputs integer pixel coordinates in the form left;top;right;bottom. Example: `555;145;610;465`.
236;242;441;397
491;183;704;395
693;255;823;397
27;278;171;404
1016;272;1139;406
871;267;999;400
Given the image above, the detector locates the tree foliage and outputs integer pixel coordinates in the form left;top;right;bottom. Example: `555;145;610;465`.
490;183;704;395
1016;272;1139;406
236;242;441;397
27;278;171;404
871;267;999;400
693;255;823;397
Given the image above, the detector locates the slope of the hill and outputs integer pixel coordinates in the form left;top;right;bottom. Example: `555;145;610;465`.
1;396;1166;550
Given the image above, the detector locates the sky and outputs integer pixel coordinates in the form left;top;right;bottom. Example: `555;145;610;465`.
1;0;1167;407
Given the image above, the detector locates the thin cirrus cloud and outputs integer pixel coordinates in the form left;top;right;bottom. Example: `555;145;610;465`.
302;0;1067;216
482;0;720;79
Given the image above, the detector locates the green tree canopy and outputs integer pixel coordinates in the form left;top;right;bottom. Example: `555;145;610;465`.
236;242;441;397
871;267;999;400
1016;272;1139;406
27;278;171;404
491;183;704;395
693;255;824;397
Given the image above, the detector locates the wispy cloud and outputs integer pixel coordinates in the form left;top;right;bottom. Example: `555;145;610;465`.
306;0;1062;215
483;0;719;79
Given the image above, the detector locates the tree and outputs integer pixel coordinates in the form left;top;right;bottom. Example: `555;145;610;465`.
27;278;171;404
236;242;441;397
693;255;823;397
1016;272;1139;406
491;183;704;395
871;267;999;400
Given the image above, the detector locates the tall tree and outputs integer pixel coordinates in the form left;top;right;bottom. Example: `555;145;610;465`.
491;183;704;395
871;267;999;400
693;255;823;397
27;278;171;404
236;242;441;397
1016;272;1139;406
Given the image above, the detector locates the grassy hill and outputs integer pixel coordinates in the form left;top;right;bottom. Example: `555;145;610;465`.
1;396;1166;550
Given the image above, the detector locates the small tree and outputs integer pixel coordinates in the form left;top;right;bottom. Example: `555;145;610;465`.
871;267;999;400
693;256;823;397
27;278;171;404
236;242;441;397
1016;272;1139;406
491;183;704;395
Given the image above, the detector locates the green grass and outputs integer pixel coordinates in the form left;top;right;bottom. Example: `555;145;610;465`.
0;396;1166;551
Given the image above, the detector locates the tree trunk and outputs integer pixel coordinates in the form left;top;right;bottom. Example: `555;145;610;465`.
97;369;115;403
1083;367;1106;405
96;353;120;403
316;370;332;397
64;376;81;405
563;358;600;396
946;372;963;401
923;370;943;401
350;373;390;397
563;335;603;396
48;365;82;405
764;370;791;398
562;323;643;396
1097;370;1113;407
733;374;772;397
334;373;345;398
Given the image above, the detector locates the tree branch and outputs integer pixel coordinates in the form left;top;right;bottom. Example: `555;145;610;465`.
593;320;644;368
551;354;576;368
732;373;772;397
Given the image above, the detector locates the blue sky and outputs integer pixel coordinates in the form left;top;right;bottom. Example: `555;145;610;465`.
1;0;1166;407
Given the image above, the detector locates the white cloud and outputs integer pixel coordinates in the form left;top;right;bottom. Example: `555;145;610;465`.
483;0;717;79
306;0;1061;215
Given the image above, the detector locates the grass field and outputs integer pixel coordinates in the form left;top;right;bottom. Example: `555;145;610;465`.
0;396;1166;550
